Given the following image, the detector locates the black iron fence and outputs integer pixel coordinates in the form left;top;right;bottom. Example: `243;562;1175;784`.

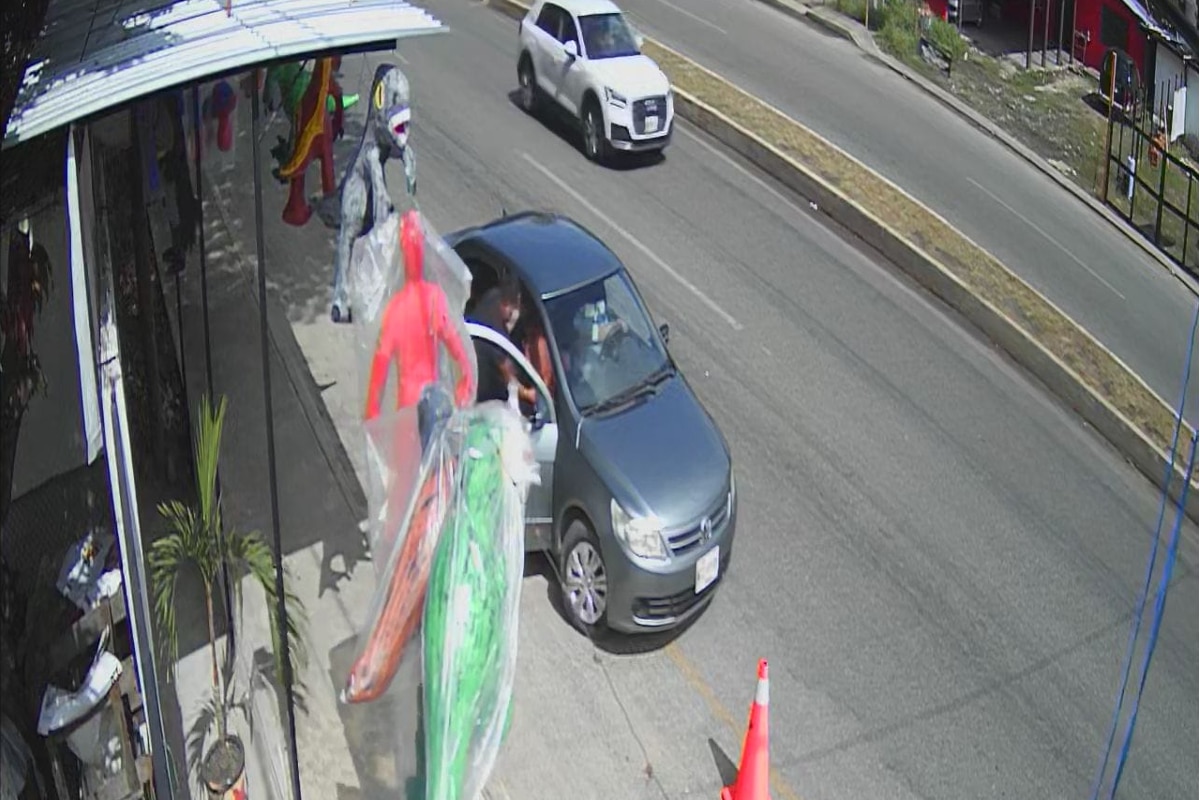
1133;72;1190;138
1102;112;1199;277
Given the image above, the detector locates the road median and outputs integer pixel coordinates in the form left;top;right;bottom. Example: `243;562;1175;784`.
484;0;1198;521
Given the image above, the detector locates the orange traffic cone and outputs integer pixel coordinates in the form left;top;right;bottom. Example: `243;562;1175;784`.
721;658;771;800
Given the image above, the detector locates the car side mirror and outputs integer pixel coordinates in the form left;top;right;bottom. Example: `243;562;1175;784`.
564;40;579;59
634;31;645;49
659;323;670;344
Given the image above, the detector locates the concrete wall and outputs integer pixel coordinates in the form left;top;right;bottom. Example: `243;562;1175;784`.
1150;41;1188;135
1187;64;1199;143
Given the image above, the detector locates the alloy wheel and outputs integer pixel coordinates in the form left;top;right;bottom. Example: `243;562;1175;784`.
564;540;607;625
519;66;534;112
584;108;601;161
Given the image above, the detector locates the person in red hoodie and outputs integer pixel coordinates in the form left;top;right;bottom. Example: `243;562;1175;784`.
364;209;475;449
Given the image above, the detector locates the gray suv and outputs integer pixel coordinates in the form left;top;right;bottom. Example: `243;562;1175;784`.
446;212;737;635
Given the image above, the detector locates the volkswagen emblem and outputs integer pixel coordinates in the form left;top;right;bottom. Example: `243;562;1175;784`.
699;516;713;542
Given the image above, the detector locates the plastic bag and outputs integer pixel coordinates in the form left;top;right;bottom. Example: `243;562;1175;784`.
349;209;476;555
342;209;478;705
342;413;458;705
422;402;538;800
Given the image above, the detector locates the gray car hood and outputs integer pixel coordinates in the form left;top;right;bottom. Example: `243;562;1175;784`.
579;375;729;524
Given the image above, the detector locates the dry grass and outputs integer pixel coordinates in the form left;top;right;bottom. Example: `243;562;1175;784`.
646;40;1194;465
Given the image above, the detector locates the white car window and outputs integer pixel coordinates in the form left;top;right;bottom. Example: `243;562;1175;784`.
535;3;578;47
534;3;561;38
578;12;640;60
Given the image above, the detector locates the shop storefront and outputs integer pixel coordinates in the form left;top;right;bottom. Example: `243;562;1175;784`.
1;2;449;798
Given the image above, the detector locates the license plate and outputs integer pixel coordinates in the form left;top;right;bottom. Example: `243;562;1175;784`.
695;546;719;594
645;115;660;133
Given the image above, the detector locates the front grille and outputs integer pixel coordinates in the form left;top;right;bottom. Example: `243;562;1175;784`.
632;548;731;622
666;489;731;556
632;95;667;135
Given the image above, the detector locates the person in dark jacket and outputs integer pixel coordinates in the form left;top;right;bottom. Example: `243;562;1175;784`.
469;278;526;405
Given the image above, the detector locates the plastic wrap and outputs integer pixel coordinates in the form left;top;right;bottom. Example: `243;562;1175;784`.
349;210;476;554
422;402;538;800
342;209;478;705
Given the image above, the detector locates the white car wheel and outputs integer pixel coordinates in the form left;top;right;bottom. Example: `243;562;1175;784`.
583;102;609;164
518;56;538;113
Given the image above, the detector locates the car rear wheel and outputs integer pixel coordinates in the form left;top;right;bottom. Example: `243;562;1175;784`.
518;56;539;114
559;518;608;635
582;101;609;165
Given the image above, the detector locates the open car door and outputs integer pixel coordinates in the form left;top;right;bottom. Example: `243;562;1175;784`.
465;322;557;551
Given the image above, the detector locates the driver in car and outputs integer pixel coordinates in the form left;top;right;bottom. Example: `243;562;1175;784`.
562;298;627;397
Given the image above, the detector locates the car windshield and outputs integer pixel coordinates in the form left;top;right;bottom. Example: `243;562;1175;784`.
579;12;640;60
545;270;671;415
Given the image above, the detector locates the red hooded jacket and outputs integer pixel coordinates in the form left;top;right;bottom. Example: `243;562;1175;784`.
364;211;474;420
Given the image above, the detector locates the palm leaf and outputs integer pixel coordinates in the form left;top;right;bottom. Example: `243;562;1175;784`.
194;393;226;538
231;529;310;705
148;500;212;678
148;392;311;731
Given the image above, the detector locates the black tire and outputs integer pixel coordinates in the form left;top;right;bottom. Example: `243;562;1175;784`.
518;55;539;114
558;517;609;635
581;99;610;165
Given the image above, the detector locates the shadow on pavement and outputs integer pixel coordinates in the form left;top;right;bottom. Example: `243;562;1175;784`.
707;736;738;788
328;633;426;800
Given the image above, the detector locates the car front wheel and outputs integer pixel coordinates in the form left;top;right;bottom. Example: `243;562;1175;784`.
559;518;608;635
518;56;539;114
582;101;609;165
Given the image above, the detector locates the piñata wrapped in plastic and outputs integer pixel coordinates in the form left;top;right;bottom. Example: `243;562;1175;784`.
341;210;477;705
423;402;538;800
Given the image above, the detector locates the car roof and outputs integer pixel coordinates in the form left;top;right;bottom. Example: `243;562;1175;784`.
446;211;623;299
550;0;623;17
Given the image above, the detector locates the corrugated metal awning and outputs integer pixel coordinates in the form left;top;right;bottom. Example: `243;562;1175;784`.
4;0;446;148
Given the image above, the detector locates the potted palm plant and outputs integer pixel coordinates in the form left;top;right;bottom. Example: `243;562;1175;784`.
148;394;308;799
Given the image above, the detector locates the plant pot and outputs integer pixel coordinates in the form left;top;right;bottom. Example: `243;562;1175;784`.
201;735;246;800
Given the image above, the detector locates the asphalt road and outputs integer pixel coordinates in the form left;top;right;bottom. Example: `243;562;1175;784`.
237;1;1198;796
611;0;1198;428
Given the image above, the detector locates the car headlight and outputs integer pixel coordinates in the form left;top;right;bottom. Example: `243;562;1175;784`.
611;499;667;560
727;470;735;513
604;86;628;108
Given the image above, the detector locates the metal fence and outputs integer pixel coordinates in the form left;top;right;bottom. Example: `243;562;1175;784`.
1102;112;1199;277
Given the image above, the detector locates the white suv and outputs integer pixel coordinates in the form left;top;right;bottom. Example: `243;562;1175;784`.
517;0;674;163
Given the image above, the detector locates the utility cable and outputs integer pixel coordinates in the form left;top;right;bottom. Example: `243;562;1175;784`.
1087;303;1197;800
1105;430;1197;800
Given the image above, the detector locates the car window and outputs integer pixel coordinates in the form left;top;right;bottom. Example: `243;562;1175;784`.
544;270;669;414
578;12;640;60
559;12;580;48
461;255;500;316
535;3;561;37
535;3;577;46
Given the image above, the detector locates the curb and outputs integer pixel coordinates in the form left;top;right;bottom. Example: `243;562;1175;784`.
674;91;1198;522
485;0;1197;521
758;0;1198;293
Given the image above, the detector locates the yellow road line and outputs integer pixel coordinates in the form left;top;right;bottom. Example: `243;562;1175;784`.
666;643;803;800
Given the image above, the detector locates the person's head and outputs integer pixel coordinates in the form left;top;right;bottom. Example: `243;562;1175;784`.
476;277;522;333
